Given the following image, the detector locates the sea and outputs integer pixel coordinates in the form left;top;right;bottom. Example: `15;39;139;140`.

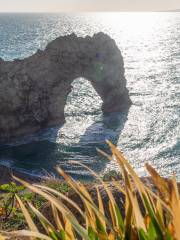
0;12;179;180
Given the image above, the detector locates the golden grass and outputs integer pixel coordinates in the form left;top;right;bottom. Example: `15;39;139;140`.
1;141;180;239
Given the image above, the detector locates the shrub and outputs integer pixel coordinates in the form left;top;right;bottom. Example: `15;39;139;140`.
1;141;180;240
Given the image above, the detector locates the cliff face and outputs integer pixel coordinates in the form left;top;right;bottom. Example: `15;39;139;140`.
0;32;131;142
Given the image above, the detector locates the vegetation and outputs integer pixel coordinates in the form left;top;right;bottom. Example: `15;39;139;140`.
0;140;180;239
0;181;69;232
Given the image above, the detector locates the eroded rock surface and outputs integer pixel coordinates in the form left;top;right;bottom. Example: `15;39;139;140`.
0;32;131;142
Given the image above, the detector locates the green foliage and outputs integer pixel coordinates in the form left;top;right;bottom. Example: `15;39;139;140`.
0;182;28;231
0;212;26;231
0;182;46;231
0;182;25;193
102;170;122;181
0;182;25;220
44;180;69;194
0;142;180;239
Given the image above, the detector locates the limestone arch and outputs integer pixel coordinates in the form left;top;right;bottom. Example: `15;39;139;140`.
0;32;131;142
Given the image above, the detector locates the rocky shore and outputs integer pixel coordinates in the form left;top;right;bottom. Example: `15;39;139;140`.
0;165;41;185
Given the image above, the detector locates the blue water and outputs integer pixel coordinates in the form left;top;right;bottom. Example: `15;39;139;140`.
0;13;179;179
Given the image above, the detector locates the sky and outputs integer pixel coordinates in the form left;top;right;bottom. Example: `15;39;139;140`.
0;0;179;12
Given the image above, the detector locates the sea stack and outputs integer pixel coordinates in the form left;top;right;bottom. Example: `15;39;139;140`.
0;32;131;142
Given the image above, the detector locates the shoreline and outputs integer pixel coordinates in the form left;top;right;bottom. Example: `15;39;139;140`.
0;164;42;185
1;163;180;192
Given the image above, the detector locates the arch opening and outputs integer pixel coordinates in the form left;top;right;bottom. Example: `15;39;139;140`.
64;77;103;120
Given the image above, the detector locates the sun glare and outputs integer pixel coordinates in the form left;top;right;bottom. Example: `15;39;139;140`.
98;12;161;36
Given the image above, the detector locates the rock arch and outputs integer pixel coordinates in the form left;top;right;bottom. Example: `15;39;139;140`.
0;32;131;142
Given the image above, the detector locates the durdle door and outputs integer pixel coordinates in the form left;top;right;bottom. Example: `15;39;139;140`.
0;32;131;142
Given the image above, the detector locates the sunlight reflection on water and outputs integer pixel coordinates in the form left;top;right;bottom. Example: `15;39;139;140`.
0;12;179;179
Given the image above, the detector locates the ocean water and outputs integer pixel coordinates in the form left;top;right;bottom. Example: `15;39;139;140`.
0;12;179;179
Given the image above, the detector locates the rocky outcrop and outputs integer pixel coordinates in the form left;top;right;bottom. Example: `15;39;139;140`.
0;32;131;142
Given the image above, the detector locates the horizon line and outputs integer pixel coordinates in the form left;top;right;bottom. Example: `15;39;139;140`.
0;9;179;13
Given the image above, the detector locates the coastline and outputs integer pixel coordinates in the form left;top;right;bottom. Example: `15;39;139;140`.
0;164;41;185
1;163;179;186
